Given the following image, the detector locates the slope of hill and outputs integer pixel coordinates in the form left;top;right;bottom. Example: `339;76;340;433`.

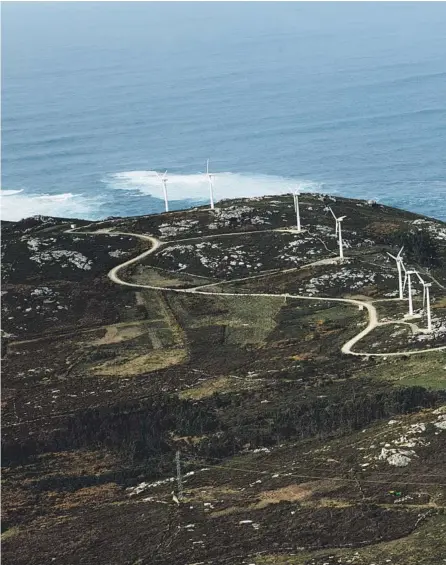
2;193;446;565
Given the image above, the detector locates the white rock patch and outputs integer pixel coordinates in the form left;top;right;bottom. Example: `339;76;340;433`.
30;250;93;270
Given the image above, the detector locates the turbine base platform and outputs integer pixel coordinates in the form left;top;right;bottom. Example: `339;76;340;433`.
403;313;422;320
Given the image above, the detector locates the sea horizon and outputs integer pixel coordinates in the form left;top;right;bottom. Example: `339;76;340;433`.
2;2;446;221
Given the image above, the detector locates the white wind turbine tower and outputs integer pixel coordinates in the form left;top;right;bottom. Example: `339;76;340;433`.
403;269;418;317
415;273;433;332
155;170;169;212
329;207;347;260
206;159;215;210
292;190;301;232
387;246;405;300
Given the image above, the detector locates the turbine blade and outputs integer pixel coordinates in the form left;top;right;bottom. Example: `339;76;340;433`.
387;252;397;260
206;159;209;175
328;207;337;220
415;271;424;284
397;246;404;258
402;273;408;293
423;285;426;308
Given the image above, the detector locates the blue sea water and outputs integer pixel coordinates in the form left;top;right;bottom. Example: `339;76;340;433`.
1;2;446;221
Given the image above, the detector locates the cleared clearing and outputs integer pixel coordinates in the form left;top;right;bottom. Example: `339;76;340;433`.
92;348;187;376
93;321;151;345
179;374;265;399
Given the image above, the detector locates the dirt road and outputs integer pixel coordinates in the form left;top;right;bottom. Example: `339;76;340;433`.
67;226;446;357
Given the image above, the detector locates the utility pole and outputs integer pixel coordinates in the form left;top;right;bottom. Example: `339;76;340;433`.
175;450;183;500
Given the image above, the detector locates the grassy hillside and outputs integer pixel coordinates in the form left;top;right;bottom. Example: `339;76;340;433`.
2;194;446;564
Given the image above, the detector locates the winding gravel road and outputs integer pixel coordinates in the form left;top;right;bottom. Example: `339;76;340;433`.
67;227;446;357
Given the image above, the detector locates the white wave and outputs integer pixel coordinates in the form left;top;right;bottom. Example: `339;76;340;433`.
106;171;323;202
1;189;24;196
0;190;99;221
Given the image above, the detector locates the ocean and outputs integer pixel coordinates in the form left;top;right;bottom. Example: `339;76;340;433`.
2;2;446;222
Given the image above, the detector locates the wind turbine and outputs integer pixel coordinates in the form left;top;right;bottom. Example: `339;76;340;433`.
387;246;405;300
403;269;418;317
155;170;169;212
206;159;215;210
415;273;433;332
292;190;301;232
422;282;433;332
329;207;347;260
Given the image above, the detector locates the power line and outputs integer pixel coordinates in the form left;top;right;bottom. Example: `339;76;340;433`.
181;455;446;487
179;450;446;478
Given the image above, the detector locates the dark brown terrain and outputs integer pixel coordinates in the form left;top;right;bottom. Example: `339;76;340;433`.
2;193;446;564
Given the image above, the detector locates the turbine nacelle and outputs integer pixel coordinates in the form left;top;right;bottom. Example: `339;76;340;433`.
387;248;406;300
416;273;432;308
328;207;347;258
403;269;417;290
413;273;433;330
387;246;404;263
292;190;300;204
155;169;169;212
328;207;347;232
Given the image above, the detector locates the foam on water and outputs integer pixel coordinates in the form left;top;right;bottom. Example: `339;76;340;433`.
3;176;445;222
0;190;101;222
106;171;323;203
3;3;446;222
